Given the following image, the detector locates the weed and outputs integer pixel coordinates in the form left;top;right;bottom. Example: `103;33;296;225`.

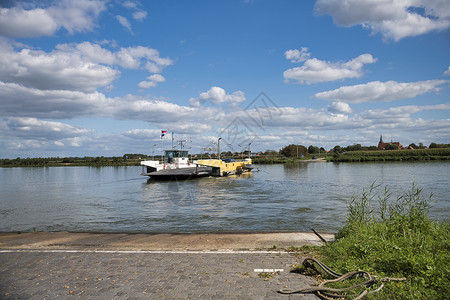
317;183;449;299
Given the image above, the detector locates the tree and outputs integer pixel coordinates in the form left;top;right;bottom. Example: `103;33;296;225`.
385;144;399;150
332;145;343;153
408;143;418;149
264;150;278;155
308;145;319;154
345;144;362;151
429;143;450;148
280;144;307;157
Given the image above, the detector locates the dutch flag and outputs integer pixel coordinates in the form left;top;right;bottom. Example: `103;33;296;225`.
161;130;167;138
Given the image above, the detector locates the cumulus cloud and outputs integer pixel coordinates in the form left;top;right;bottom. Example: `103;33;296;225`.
284;47;310;63
0;117;95;155
189;86;246;107
328;102;353;114
313;80;448;103
0;81;109;119
138;74;165;88
0;40;172;92
58;42;173;73
284;52;377;84
2;117;93;140
0;0;107;38
158;123;212;134
444;66;450;76
116;15;133;32
123;129;162;138
315;0;450;41
361;103;450;120
244;106;359;130
133;10;147;21
121;0;147;21
0;80;218;125
0;7;58;38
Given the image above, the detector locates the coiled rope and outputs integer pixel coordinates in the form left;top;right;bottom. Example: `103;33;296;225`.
278;258;406;300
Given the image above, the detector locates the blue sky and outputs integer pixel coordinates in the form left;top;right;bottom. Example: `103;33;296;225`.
0;0;449;158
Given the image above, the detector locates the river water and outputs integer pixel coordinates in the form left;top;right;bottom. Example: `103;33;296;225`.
0;162;448;233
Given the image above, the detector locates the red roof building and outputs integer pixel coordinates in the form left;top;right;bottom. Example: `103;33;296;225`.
378;135;402;150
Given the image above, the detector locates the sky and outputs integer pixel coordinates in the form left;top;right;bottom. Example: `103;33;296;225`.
0;0;449;158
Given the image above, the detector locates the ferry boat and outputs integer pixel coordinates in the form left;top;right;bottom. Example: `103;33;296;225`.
140;137;254;179
140;149;212;179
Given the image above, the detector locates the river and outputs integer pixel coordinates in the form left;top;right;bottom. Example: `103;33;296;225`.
0;162;448;233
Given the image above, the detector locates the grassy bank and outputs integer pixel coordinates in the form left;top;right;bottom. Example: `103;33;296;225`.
290;184;449;299
331;148;450;162
0;157;143;167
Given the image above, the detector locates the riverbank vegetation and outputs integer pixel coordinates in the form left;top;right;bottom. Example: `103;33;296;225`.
331;148;450;162
1;143;449;167
0;156;146;167
290;184;449;299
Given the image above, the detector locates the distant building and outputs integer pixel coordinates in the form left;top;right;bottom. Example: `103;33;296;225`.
378;135;402;150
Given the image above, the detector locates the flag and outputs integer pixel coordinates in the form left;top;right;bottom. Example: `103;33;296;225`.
161;130;167;139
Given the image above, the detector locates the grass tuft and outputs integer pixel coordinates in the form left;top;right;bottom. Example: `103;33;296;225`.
317;183;449;299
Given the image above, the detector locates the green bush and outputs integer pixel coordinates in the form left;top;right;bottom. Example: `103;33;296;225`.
319;183;449;299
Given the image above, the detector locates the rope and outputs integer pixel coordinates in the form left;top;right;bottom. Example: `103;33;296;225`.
278;258;406;299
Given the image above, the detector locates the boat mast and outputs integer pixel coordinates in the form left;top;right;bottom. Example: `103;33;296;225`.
218;137;222;160
171;132;174;149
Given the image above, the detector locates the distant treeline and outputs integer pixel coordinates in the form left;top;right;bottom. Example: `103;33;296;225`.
0;155;149;167
330;148;450;162
2;146;450;167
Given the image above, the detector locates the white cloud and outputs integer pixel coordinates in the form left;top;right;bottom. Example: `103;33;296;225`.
0;40;173;92
158;123;212;134
0;42;119;92
444;66;450;76
0;79;222;128
0;7;58;38
0;0;107;38
123;129;162;138
123;1;139;9
138;74;165;88
0;81;109;119
116;15;133;32
313;80;448;103
315;0;450;41
328;102;353;114
2;117;93;140
284;53;377;84
361;103;450;121
189;87;246;107
244;106;358;130
284;47;310;63
47;0;107;34
133;11;147;21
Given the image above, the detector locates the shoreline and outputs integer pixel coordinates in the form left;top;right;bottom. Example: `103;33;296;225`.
0;231;334;251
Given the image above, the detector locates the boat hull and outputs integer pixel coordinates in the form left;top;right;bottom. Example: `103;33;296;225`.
141;166;213;180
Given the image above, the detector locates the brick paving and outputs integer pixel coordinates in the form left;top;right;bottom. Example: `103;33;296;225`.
0;250;319;299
